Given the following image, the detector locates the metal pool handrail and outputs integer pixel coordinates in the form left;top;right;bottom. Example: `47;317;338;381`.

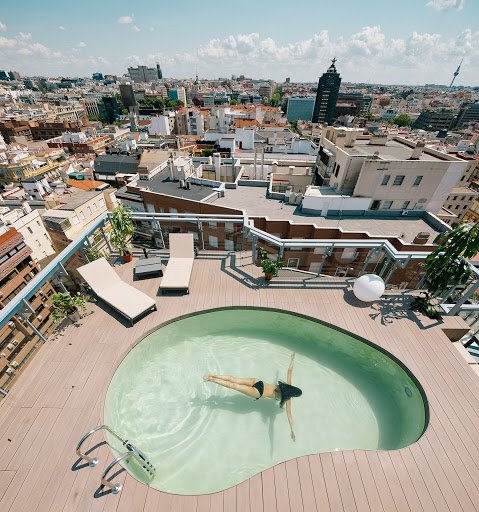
76;424;156;494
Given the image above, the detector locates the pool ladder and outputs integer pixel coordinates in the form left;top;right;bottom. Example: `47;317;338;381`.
76;425;156;494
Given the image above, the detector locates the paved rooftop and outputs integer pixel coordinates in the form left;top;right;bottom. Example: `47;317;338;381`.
0;255;478;511
134;170;214;201
351;139;442;162
212;186;441;243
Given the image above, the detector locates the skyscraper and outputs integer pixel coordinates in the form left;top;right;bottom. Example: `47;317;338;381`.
312;58;341;124
119;83;137;110
157;64;163;80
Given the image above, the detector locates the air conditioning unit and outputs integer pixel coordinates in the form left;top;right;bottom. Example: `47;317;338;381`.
0;353;6;358
401;210;409;216
6;343;14;350
11;361;18;368
6;368;13;375
12;339;18;346
37;315;43;321
8;321;14;329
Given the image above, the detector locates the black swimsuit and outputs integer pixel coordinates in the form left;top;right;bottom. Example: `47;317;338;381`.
252;380;264;399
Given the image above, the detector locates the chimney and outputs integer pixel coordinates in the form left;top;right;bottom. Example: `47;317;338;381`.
213;152;221;180
289;166;295;175
409;142;425;160
271;161;278;174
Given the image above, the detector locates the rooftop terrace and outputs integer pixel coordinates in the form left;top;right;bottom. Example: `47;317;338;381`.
1;254;479;511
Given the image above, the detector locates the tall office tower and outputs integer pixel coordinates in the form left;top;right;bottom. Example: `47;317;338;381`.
127;65;157;83
119;83;137;109
312;58;341;124
157;64;163;80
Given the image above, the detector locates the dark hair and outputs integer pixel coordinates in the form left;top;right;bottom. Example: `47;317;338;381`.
278;381;302;408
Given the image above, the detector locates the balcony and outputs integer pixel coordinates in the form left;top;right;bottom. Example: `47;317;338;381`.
1;212;479;510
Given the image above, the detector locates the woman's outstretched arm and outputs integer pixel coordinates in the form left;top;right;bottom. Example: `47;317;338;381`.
287;352;295;385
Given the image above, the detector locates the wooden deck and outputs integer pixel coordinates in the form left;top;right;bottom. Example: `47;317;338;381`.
2;252;479;512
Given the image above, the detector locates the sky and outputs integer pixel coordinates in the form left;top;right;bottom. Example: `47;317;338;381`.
0;0;478;85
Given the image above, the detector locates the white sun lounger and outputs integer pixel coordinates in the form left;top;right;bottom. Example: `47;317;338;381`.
77;258;157;326
159;233;195;294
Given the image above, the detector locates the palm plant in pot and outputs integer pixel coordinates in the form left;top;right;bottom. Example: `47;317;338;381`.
261;258;283;281
256;246;268;266
51;291;93;323
109;204;134;262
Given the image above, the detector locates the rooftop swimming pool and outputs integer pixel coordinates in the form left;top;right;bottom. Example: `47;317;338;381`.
104;308;427;495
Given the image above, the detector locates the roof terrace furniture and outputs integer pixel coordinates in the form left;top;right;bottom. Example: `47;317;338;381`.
134;256;163;279
77;258;157;326
159;233;195;294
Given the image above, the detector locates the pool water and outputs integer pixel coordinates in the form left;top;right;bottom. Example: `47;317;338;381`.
104;308;427;495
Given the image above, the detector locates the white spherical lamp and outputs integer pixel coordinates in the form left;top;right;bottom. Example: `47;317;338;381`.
353;274;385;302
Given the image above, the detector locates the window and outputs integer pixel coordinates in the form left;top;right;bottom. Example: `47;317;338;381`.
413;176;423;186
393;175;405;186
448;205;452;209
27;227;33;234
99;199;105;207
381;175;390;186
402;201;410;209
463;205;468;209
334;164;340;177
79;212;85;220
382;201;393;209
72;216;79;225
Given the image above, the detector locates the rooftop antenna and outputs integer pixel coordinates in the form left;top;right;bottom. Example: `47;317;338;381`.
449;58;464;88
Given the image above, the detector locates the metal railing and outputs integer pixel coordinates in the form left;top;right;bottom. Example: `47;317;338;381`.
76;424;155;494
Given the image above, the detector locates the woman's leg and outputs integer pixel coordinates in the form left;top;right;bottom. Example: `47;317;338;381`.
206;375;258;386
207;376;261;399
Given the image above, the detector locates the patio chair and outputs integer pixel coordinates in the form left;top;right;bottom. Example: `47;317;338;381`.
78;258;157;326
159;233;195;294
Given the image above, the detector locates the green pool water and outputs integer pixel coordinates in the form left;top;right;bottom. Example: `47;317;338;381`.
103;308;427;495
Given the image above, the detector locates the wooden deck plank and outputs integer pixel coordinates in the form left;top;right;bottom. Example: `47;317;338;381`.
261;468;276;512
236;480;250;512
341;452;370;512
0;471;15;500
295;457;316;512
307;455;330;512
284;460;303;512
249;473;263;512
317;453;342;512
272;463;290;512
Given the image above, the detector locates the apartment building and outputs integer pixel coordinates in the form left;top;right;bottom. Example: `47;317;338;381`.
0;204;56;262
306;127;469;216
0;152;61;185
47;131;110;154
0;228;56;394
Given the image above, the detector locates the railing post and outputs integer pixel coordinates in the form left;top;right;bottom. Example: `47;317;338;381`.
251;235;257;263
447;279;479;316
18;310;47;343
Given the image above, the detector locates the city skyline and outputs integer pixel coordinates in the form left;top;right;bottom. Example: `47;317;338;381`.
0;0;478;85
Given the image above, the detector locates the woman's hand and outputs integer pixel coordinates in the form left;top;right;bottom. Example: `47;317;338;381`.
291;353;296;361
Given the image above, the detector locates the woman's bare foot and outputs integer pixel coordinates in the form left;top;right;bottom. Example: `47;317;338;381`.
203;374;213;382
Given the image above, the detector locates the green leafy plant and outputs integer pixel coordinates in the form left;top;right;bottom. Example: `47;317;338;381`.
410;292;439;318
85;247;106;261
410;222;479;314
256;246;268;261
261;258;283;277
109;204;134;256
51;291;93;323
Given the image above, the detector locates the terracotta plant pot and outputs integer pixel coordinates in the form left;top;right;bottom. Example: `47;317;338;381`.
122;253;133;263
264;273;273;281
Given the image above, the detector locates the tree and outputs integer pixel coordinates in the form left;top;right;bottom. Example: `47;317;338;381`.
88;115;101;122
201;148;214;157
393;114;412;127
230;99;238;106
411;222;479;316
121;108;129;115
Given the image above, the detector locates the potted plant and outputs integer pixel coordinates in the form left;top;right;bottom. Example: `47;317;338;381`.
261;258;283;281
109;204;134;262
51;291;93;323
256;246;268;266
409;222;478;316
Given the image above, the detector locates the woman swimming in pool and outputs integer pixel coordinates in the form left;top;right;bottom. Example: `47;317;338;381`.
204;352;302;441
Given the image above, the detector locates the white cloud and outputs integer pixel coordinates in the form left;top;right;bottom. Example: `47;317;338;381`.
118;15;133;24
0;20;6;32
58;25;65;31
78;41;87;48
132;25;140;32
426;0;464;11
149;27;155;32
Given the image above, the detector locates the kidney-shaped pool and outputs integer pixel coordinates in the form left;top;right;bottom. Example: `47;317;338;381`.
104;308;427;495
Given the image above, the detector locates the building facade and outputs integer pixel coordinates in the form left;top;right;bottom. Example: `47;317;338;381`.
413;110;456;131
312;59;341;124
128;66;157;83
0;228;56;395
286;98;315;122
